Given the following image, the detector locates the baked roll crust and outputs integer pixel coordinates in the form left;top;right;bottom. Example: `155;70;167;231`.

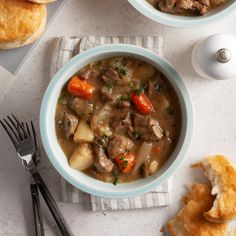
196;155;236;223
167;183;228;236
0;0;46;49
27;0;56;3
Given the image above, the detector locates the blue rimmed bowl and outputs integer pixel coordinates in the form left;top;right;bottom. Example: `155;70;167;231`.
128;0;236;28
40;44;193;198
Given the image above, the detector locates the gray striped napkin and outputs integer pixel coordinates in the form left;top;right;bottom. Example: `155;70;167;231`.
51;36;172;211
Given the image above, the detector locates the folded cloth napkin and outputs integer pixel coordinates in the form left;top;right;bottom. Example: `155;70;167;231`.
51;36;172;211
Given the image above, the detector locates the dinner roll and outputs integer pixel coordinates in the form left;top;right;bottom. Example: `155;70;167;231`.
0;0;47;49
167;183;228;236
28;0;56;3
195;155;236;223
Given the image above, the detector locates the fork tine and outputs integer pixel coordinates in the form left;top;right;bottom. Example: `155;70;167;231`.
22;122;31;137
0;120;18;150
30;121;40;165
11;114;28;138
31;121;39;151
7;115;23;140
3;118;20;142
26;123;31;137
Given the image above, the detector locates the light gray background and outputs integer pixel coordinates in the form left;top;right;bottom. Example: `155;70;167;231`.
0;0;236;235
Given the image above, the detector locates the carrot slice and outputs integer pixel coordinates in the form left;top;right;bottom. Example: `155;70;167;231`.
131;90;154;115
152;146;161;154
115;152;136;174
67;76;95;100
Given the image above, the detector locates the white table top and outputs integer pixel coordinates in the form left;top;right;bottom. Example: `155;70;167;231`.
1;1;236;235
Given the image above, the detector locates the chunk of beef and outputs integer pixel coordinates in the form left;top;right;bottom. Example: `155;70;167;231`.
101;86;113;101
63;113;79;139
102;67;120;84
192;0;209;14
159;0;210;15
177;0;210;14
176;0;209;13
158;0;178;13
111;112;133;132
79;68;100;80
117;100;131;108
115;94;131;108
69;97;94;120
107;134;134;159
166;0;177;8
177;0;193;8
133;113;163;141
93;143;114;173
102;67;132;85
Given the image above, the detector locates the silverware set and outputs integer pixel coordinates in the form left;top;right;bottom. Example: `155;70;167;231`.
0;114;72;236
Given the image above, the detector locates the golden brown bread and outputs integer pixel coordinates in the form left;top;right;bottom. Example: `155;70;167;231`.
167;183;228;236
195;155;236;223
27;0;56;3
0;0;46;49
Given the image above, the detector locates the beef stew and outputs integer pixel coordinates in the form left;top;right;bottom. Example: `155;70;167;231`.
147;0;228;15
55;57;181;184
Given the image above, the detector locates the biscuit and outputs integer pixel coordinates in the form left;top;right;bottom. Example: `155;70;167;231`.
0;0;46;49
167;183;228;236
28;0;56;3
196;155;236;223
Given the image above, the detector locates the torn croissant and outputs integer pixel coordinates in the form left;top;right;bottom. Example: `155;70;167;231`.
167;183;228;236
194;155;236;223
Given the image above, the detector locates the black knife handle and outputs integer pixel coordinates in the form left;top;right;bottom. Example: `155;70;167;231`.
32;172;73;236
30;183;45;236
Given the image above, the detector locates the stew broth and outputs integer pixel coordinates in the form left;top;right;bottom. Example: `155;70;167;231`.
55;57;181;184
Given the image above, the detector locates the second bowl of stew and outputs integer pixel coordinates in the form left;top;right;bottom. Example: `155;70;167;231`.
40;44;193;198
128;0;236;28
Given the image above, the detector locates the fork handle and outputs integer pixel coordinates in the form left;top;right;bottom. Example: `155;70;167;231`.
32;172;73;236
30;183;45;236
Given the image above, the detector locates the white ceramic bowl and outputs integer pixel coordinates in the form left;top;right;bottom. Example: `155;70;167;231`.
40;44;193;198
128;0;236;28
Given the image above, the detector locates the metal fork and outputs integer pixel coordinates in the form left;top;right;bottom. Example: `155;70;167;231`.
0;115;72;236
21;121;44;236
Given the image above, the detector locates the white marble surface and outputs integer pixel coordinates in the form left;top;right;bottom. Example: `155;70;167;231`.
0;0;236;235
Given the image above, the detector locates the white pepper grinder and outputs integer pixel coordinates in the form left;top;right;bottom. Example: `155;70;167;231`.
191;33;236;80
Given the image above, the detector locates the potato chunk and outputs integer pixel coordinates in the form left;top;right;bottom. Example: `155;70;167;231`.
73;120;94;143
149;160;159;175
97;123;113;137
69;143;94;171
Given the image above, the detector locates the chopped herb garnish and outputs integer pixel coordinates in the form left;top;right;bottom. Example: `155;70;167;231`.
117;94;129;102
58;95;67;105
132;131;143;139
137;86;144;96
129;81;135;89
121;94;128;100
117;67;128;76
120;156;128;168
105;83;113;91
97;135;110;147
113;173;120;185
154;83;161;93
